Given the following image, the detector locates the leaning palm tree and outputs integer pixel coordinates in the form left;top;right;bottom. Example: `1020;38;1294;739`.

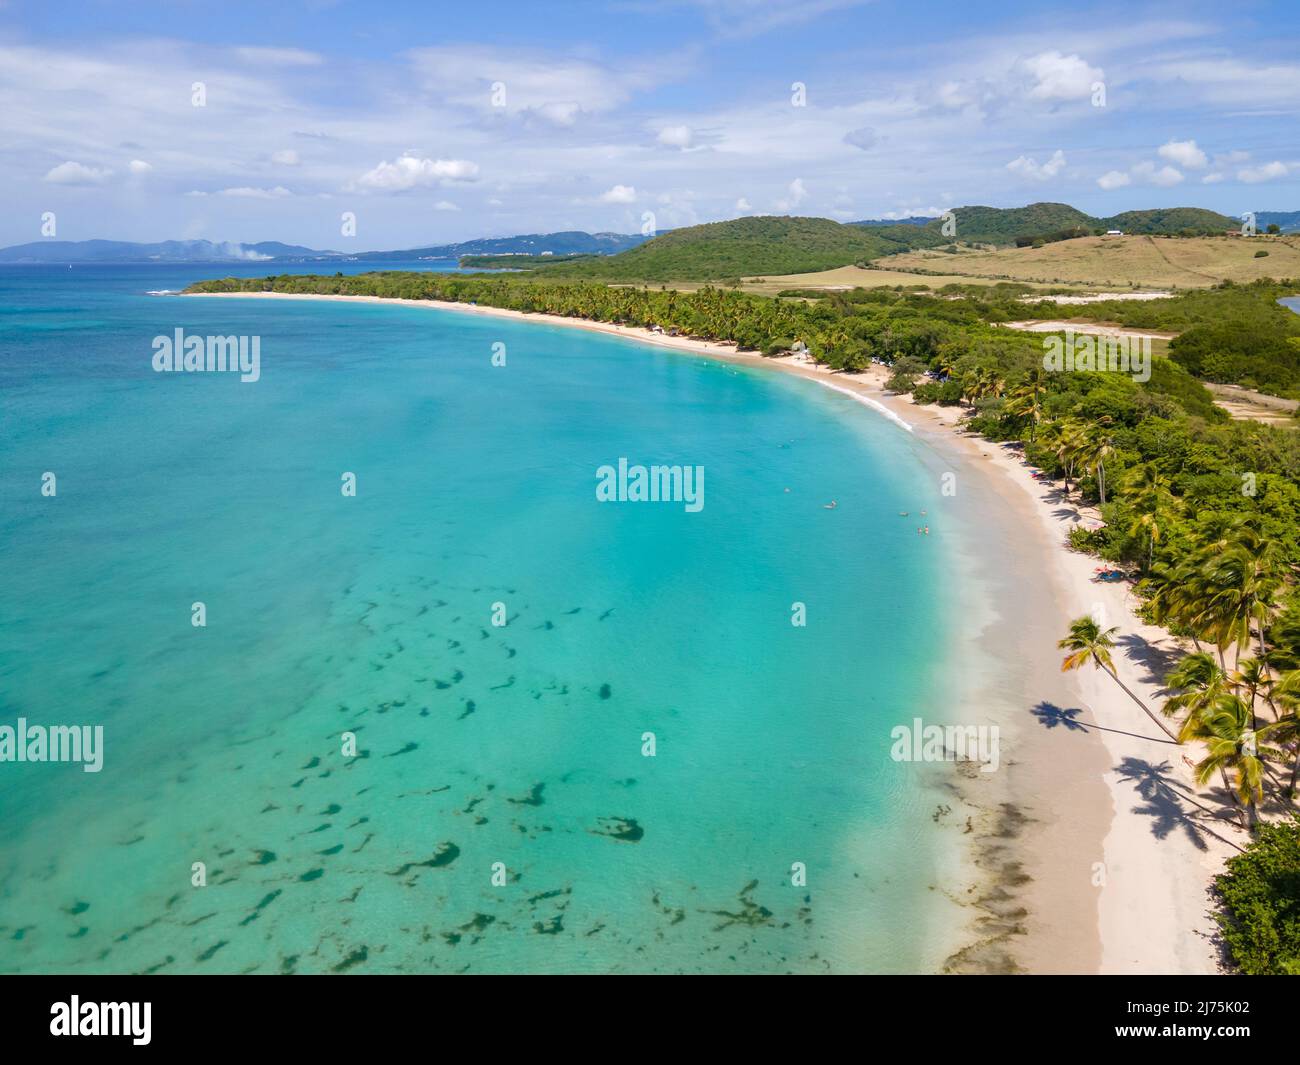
1058;616;1180;741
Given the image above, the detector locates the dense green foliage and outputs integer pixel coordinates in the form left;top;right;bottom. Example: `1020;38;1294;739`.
1215;818;1300;974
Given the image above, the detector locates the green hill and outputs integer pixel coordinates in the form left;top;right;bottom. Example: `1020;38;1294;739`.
1099;207;1236;235
535;216;911;281
520;204;1249;283
932;202;1095;244
860;202;1237;246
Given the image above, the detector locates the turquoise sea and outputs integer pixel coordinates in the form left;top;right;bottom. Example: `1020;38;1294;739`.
0;263;970;973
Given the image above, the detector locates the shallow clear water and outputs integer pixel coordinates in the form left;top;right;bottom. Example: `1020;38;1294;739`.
0;264;963;973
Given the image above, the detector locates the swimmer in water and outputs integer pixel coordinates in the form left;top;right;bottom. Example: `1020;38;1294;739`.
824;500;838;509
924;525;930;535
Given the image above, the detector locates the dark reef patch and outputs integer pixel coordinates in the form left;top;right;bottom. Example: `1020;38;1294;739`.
590;816;642;842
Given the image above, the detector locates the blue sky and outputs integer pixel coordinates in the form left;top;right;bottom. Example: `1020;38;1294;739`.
3;0;1299;250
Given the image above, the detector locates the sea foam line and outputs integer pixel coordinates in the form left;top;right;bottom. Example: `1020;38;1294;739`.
817;380;914;433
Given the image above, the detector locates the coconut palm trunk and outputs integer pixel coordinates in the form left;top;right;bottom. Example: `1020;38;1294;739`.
1103;661;1180;742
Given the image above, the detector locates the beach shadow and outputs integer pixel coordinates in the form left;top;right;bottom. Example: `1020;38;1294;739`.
1116;632;1182;691
1031;701;1090;732
1113;757;1245;853
1114;757;1210;850
1029;700;1161;742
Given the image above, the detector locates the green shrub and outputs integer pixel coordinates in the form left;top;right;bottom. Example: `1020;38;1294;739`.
912;379;964;406
1215;817;1300;975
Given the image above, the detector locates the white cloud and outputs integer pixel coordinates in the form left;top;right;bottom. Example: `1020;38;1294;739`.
216;185;292;198
1097;170;1131;190
1132;161;1184;187
434;200;458;211
657;124;694;149
735;197;752;212
234;46;323;66
127;159;152;174
356;155;480;191
406;45;669;126
533;101;582;126
774;177;807;211
600;184;637;203
1238;161;1289;183
843;126;877;151
880;206;944;219
44;160;112;184
1202;173;1225;184
1006;149;1066;181
271;149;300;166
1023;51;1103;100
1157;139;1207;169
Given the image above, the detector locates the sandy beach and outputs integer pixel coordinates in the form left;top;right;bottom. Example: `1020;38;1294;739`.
184;289;1236;974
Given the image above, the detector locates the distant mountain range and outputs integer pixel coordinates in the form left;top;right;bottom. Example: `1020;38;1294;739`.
850;216;934;227
0;230;651;264
0;204;1290;268
0;239;338;264
345;231;651;262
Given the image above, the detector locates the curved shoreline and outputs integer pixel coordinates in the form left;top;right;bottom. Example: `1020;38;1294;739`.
183;288;1231;974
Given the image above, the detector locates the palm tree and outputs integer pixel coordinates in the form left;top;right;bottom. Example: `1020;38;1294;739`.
1163;651;1231;742
1182;693;1281;828
1122;463;1176;574
1041;418;1087;495
1005;369;1046;442
1273;669;1300;803
1058;616;1180;741
1198;527;1289;668
1076;423;1118;504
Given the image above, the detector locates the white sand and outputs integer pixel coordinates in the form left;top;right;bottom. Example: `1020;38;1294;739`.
1001;320;1179;340
1021;292;1175;304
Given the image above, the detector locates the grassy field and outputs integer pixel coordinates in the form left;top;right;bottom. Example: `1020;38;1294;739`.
733;265;1077;295
881;234;1300;289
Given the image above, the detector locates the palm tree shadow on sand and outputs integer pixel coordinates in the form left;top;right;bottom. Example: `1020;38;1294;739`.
1113;757;1245;853
1030;700;1166;743
1028;705;1246;853
1115;632;1183;691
